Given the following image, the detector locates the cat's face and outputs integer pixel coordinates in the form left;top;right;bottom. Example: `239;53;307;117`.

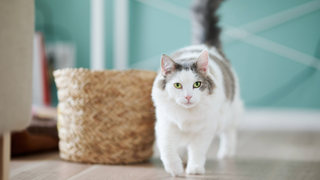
159;50;215;108
166;70;205;108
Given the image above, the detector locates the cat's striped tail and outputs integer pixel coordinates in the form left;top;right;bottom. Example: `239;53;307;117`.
192;0;224;48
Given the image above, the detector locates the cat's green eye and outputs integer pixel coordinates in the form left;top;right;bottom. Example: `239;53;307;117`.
193;81;201;88
174;83;182;89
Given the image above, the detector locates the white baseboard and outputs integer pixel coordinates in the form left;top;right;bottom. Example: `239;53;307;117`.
239;108;320;131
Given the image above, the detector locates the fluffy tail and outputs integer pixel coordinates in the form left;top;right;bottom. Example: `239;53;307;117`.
192;0;224;48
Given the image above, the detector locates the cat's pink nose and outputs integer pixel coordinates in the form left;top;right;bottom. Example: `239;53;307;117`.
185;96;192;101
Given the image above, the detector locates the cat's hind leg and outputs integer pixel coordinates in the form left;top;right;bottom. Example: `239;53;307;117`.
217;128;237;159
217;100;243;159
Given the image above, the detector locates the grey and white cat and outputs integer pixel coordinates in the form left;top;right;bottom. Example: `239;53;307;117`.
151;0;244;176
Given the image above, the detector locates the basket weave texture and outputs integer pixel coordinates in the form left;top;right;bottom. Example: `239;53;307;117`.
53;68;157;164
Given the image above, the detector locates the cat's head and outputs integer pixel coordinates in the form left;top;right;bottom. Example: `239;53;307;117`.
159;49;215;108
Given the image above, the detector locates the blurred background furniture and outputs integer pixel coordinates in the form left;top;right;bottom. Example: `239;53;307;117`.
0;1;34;179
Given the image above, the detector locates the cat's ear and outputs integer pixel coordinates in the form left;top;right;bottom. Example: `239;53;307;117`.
161;54;176;76
196;49;209;73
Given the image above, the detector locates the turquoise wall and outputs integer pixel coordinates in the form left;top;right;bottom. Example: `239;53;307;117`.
35;0;114;69
35;0;320;109
35;0;90;68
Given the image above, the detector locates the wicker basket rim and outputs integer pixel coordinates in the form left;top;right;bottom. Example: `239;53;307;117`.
53;68;157;76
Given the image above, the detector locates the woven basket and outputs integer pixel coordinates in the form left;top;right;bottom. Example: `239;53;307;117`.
53;68;157;164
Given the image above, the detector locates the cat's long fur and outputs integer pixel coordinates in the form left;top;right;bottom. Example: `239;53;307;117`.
151;0;244;176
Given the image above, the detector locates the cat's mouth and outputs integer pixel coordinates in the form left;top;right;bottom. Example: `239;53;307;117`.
182;102;195;108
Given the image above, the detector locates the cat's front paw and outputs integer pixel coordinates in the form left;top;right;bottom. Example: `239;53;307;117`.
186;164;205;175
163;161;184;177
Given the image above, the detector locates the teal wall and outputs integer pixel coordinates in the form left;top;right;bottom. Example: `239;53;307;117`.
35;0;320;109
35;0;90;68
35;0;114;69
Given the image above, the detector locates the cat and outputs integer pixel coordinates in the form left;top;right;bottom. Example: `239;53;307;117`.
151;0;244;177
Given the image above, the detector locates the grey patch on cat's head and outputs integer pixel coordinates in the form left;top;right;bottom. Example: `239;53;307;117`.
175;58;197;72
158;73;176;91
195;71;216;95
184;53;216;95
158;78;167;90
158;59;179;90
176;57;216;95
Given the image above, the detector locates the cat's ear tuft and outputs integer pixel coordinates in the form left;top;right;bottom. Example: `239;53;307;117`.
161;54;176;76
196;49;209;73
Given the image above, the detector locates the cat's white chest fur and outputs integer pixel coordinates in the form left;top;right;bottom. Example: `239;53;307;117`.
160;98;218;132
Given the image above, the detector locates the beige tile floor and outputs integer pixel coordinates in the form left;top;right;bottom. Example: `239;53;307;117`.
10;130;320;180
